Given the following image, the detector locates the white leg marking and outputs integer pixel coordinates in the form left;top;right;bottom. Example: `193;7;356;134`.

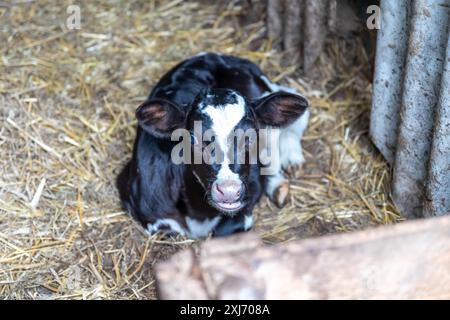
280;109;309;169
186;216;222;238
259;125;282;176
260;125;287;199
265;173;287;199
244;215;254;231
146;218;187;236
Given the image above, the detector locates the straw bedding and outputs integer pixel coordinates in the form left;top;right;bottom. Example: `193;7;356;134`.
0;0;401;299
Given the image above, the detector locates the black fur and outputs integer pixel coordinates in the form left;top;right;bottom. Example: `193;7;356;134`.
117;53;306;237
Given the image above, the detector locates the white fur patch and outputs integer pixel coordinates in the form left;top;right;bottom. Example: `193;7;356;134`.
286;108;310;137
244;215;253;230
203;94;245;182
146;219;187;236
186;216;222;238
260;75;299;95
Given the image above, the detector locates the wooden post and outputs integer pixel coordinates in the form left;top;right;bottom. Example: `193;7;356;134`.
156;216;450;299
303;0;328;72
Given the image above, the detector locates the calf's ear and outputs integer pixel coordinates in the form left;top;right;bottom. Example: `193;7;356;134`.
253;92;308;127
135;99;185;138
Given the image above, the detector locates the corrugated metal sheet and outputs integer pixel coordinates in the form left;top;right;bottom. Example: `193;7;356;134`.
370;0;450;218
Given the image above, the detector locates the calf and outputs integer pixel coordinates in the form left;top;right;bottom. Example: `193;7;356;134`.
117;53;309;238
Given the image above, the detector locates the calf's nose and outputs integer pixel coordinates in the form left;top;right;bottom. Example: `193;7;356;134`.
212;180;243;203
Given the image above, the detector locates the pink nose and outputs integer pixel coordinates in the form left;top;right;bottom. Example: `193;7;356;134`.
212;180;243;203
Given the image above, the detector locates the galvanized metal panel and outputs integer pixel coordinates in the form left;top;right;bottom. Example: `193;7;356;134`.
370;1;411;164
392;0;449;218
425;27;450;217
371;0;450;218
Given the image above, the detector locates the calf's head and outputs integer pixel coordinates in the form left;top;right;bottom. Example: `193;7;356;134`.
136;89;308;214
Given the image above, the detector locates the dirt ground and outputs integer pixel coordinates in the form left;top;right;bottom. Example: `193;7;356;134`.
0;0;401;299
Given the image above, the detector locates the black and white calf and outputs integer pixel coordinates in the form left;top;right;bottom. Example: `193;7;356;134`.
117;53;309;238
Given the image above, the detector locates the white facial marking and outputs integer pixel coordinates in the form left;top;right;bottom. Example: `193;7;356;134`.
203;94;245;182
146;219;187;236
244;215;253;230
186;216;221;238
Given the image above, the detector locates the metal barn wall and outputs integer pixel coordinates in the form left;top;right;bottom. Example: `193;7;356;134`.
370;0;450;218
264;0;378;70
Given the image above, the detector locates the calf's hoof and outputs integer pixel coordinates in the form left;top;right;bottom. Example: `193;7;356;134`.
272;180;290;208
284;164;304;179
